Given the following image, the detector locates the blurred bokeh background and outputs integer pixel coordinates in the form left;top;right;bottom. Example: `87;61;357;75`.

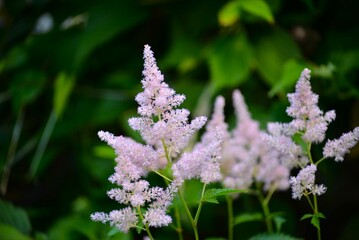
1;0;359;239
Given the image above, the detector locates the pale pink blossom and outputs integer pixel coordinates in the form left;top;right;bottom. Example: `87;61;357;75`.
323;127;359;161
289;164;326;200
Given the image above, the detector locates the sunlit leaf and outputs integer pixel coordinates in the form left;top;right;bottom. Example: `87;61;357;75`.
240;0;274;23
218;1;241;26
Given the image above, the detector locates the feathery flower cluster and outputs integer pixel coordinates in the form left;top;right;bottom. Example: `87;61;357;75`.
128;45;207;156
172;96;226;184
92;45;209;233
323;127;359;162
289;164;326;200
220;90;290;192
263;68;359;200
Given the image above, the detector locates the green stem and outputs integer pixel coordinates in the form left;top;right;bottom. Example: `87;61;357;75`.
307;142;314;164
194;183;207;224
137;206;154;240
305;194;315;211
174;204;184;240
178;190;199;240
154;170;172;182
315;157;326;166
256;182;273;233
313;195;321;240
226;195;234;240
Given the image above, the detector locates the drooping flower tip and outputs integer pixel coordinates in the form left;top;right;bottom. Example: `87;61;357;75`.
323;126;359;162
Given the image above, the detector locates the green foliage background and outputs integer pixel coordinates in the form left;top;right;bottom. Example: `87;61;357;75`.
1;0;359;239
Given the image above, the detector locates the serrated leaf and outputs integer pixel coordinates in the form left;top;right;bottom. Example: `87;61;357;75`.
249;232;302;240
239;0;274;23
218;1;241;27
203;188;247;204
0;200;31;235
233;212;263;226
53;72;75;118
300;213;313;221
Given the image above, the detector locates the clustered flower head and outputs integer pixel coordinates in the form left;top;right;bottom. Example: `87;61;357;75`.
172;96;226;184
128;45;207;156
91;45;220;233
289;164;326;200
263;68;359;200
219;90;291;192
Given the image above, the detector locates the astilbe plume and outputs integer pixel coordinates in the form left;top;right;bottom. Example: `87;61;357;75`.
172;96;226;184
128;45;207;157
91;45;207;233
221;90;290;192
263;68;359;200
323;127;359;162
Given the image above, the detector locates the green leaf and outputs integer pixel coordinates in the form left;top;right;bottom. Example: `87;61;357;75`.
239;0;274;23
53;72;75;118
0;224;31;240
273;215;286;232
10;70;46;113
254;29;301;86
311;215;321;229
269;59;307;97
310;212;325;230
0;200;31;235
207;34;253;92
233;212;263;226
300;213;313;221
249;232;303;240
218;1;241;26
203;188;247;204
316;212;326;219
